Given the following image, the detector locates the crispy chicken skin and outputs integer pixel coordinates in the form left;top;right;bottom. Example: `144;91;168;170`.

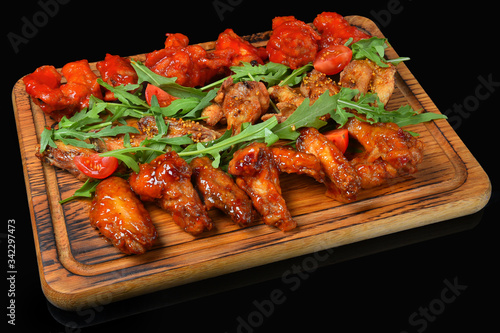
190;157;255;227
89;177;157;255
346;118;424;188
203;77;270;134
129;151;213;235
297;127;361;203
340;59;396;106
229;143;296;231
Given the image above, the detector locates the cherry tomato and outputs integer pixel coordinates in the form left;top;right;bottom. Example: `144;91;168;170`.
323;128;349;154
313;45;352;75
74;154;119;179
145;84;178;107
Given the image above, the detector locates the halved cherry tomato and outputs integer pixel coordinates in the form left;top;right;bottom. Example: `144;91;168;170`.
323;128;349;154
145;84;178;107
313;45;352;75
74;154;119;179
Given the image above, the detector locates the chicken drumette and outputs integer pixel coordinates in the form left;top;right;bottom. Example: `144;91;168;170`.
190;157;256;227
346;118;424;188
297;127;362;203
201;77;270;134
129;151;213;235
229;142;296;231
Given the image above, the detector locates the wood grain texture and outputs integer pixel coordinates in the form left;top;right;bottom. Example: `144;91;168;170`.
11;16;491;310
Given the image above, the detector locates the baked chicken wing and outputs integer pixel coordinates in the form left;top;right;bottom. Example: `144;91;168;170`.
35;140;95;181
190;157;256;227
89;177;157;255
202;77;270;134
270;146;326;183
129;151;213;235
297;127;361;203
229;142;296;231
339;59;396;106
346;118;424;188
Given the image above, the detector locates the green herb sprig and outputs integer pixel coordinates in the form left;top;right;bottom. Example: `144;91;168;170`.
349;36;410;67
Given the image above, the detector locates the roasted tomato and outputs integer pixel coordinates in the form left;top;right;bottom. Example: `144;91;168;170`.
74;154;119;179
313;45;353;75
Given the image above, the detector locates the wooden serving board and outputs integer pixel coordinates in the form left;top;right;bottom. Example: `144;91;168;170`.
11;16;491;310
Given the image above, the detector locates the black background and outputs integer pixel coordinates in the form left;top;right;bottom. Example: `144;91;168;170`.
4;0;499;332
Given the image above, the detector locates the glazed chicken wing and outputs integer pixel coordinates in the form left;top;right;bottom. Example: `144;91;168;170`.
313;12;371;48
23;60;102;121
346;118;424;188
89;177;157;255
267;16;321;69
229;143;296;231
145;33;219;87
129;151;213;235
297;127;361;203
190;157;256;227
270;146;326;183
213;28;266;67
96;54;138;101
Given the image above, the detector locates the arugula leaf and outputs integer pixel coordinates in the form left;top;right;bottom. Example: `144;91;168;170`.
39;128;57;153
59;178;100;204
351;37;410;67
38;105;141;153
279;63;314;87
97;79;149;107
201;62;312;91
181;89;218;118
271;87;447;140
333;88;447;127
131;61;207;99
178;116;279;168
99;146;166;173
272;94;331;140
231;62;290;86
